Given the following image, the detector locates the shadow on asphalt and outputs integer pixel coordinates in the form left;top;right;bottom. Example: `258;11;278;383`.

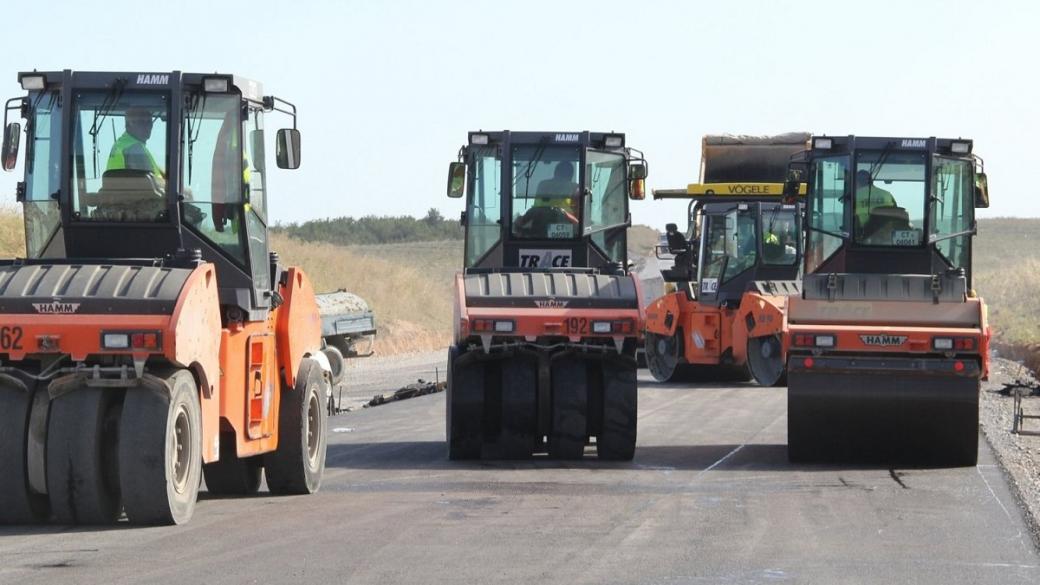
325;441;960;472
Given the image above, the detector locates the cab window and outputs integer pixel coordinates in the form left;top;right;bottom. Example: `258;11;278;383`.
181;93;247;266
511;145;580;239
70;91;170;223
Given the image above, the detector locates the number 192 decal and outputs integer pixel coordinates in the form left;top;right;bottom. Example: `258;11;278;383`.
0;326;24;350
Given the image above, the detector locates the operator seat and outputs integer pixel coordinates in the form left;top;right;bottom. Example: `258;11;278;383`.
861;206;912;245
93;169;166;222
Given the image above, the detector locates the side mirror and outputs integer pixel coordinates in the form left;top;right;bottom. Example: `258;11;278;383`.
275;128;301;170
447;162;466;198
629;178;646;200
2;122;21;172
629;162;648;180
974;172;990;209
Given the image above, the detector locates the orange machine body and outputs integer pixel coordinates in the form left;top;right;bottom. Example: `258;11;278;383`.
0;264;322;463
784;295;991;379
453;272;645;348
645;288;788;367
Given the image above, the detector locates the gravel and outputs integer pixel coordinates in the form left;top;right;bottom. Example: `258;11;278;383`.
980;357;1040;549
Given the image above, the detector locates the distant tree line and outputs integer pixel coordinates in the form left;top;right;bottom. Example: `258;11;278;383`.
273;208;462;245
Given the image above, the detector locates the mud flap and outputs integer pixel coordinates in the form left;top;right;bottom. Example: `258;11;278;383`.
787;368;979;466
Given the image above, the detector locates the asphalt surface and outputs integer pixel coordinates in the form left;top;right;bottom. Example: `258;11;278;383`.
2;370;1038;585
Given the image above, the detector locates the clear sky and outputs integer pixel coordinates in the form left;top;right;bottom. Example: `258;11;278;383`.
1;0;1036;230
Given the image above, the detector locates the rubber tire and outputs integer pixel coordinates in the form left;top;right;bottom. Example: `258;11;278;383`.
548;357;588;460
447;347;483;460
0;382;50;524
598;361;638;461
266;358;328;495
498;359;538;460
323;346;346;386
202;435;262;496
119;371;202;525
747;335;787;387
46;387;122;525
646;331;682;382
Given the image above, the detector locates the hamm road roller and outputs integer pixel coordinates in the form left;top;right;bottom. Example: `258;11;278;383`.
0;70;329;525
784;135;991;465
445;131;647;460
646;134;807;385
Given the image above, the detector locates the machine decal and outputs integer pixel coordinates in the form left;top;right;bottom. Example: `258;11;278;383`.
547;223;575;238
32;301;81;314
534;299;569;309
0;326;23;350
900;139;926;148
519;249;573;268
554;133;579;142
565;318;589;335
701;278;719;294
692;330;706;349
892;229;921;246
860;334;909;346
135;74;170;85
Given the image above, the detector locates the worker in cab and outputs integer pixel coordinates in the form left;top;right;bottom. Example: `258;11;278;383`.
535;161;579;214
107;107;165;179
854;169;896;230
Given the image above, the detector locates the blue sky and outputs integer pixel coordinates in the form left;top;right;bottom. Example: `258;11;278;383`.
1;0;1036;229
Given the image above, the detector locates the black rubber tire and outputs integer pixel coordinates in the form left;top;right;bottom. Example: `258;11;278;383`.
598;361;638;461
0;382;50;524
646;331;682;382
266;358;328;494
47;386;122;525
548;357;588;460
119;371;202;525
747;335;787;387
323;346;346;386
447;347;483;460
202;435;262;496
498;359;538;460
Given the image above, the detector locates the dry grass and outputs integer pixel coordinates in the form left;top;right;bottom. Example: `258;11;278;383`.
0;205;25;257
271;234;455;354
975;219;1040;345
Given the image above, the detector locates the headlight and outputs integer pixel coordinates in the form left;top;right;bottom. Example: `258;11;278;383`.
20;75;45;91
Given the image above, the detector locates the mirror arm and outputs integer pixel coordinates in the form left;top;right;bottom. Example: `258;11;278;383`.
262;95;298;129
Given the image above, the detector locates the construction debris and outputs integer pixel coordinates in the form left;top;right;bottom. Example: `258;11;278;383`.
365;379;445;408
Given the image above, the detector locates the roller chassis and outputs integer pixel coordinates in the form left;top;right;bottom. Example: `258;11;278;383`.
444;130;648;461
0;70;327;526
784;135;991;465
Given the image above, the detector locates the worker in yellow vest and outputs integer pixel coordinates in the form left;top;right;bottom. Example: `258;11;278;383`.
535;161;579;214
854;169;896;230
107;107;164;179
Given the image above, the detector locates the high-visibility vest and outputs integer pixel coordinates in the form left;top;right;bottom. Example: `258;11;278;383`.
854;185;896;227
106;133;164;178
